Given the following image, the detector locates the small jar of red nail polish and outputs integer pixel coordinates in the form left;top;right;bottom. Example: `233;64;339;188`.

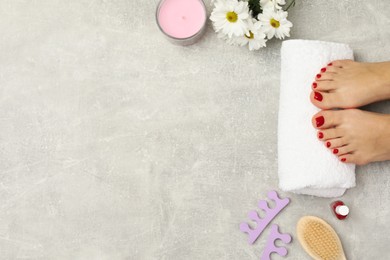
331;200;349;220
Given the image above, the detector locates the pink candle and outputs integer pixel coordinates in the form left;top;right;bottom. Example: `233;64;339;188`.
156;0;207;45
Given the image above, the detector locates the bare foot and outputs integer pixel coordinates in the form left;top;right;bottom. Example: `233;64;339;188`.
312;109;390;165
310;60;390;109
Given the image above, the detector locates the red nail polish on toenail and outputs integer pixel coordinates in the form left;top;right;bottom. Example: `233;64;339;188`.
341;158;346;162
316;74;321;79
333;148;339;154
328;62;333;66
326;141;331;148
321;67;326;73
318;132;324;139
314;92;323;101
316;116;325;127
312;82;317;88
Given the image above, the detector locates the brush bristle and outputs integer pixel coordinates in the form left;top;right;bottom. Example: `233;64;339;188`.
297;216;344;260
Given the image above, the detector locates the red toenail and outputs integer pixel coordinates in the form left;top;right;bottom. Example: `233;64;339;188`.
314;92;323;101
333;148;339;154
341;158;346;162
316;74;321;79
326;141;331;148
318;132;324;139
328;62;333;66
316;116;325;127
312;82;317;88
321;68;326;73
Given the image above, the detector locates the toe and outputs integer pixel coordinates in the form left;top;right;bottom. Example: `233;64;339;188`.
333;145;353;155
312;110;342;129
340;153;369;165
315;71;335;81
321;65;339;73
310;91;344;109
312;81;336;91
317;128;343;141
329;59;354;68
325;137;347;149
339;154;353;163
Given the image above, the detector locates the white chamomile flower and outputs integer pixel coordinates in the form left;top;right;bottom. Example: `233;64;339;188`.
210;0;250;38
260;0;286;10
234;19;267;51
258;9;292;39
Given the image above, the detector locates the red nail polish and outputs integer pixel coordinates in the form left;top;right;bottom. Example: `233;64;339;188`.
333;148;339;154
321;67;326;73
318;132;324;139
326;141;331;148
314;92;323;101
341;158;346;162
316;116;325;127
331;200;349;220
316;74;321;79
328;62;333;66
312;82;317;88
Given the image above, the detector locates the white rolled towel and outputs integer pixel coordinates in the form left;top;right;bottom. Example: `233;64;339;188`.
278;40;356;197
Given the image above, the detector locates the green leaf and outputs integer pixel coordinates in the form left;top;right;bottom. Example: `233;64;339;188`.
247;0;262;18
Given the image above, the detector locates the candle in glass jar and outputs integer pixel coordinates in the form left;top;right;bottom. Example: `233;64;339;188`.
156;0;207;45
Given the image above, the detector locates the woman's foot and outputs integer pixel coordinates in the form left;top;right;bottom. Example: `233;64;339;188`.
312;109;390;165
310;60;390;109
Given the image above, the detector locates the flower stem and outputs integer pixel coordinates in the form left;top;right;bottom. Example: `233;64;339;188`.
284;0;296;11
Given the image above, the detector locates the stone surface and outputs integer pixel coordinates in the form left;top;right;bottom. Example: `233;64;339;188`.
0;0;389;259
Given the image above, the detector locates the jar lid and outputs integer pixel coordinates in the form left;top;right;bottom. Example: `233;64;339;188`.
336;205;349;216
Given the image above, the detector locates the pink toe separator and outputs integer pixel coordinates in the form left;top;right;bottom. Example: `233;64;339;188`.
261;224;292;260
239;190;290;244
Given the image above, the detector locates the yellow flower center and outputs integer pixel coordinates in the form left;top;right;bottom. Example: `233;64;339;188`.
245;31;254;39
226;12;238;23
270;18;280;28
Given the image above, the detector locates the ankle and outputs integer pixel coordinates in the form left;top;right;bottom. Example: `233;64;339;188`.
377;62;390;99
381;115;390;159
366;62;390;101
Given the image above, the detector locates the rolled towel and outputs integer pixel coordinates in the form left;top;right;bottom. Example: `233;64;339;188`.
278;40;356;198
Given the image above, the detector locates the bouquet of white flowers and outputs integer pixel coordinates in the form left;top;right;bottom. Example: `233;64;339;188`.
210;0;295;50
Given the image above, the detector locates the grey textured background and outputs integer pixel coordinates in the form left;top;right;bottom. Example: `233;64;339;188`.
0;0;390;259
